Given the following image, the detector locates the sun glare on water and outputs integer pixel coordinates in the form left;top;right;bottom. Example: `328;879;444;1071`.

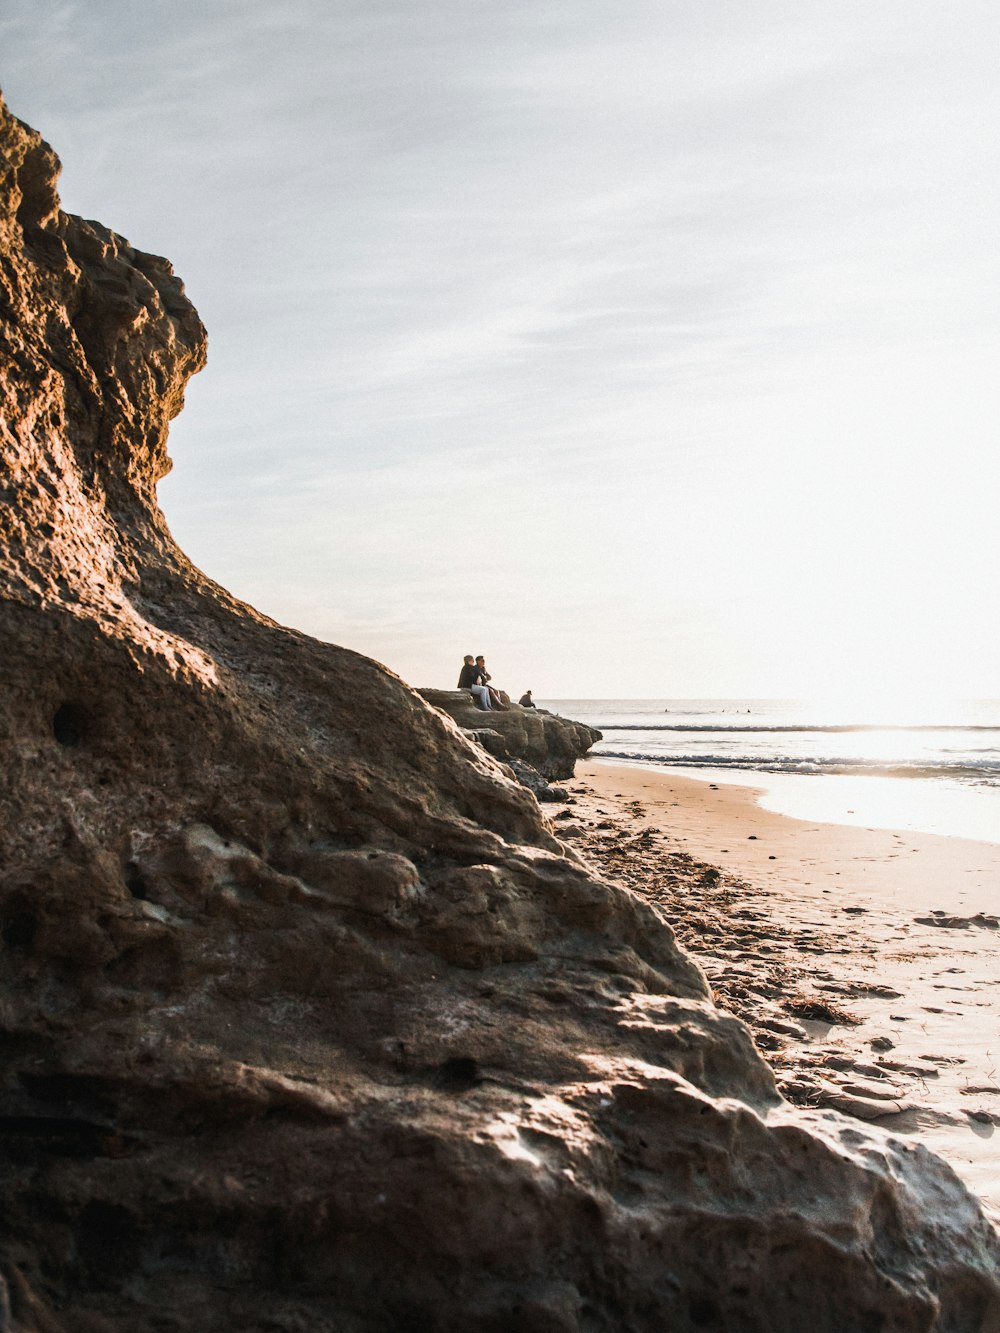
755;772;1000;845
806;690;975;728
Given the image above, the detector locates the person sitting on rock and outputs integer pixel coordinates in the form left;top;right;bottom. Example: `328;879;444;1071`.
476;656;509;710
458;655;492;710
519;690;536;708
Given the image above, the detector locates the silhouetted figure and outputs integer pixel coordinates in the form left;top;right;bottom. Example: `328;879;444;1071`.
457;654;492;710
476;656;509;710
519;690;536;708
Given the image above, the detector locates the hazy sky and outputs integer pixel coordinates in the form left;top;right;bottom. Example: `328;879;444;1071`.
3;2;998;700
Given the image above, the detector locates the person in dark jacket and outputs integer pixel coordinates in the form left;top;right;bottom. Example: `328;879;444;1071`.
519;690;536;708
476;656;509;710
458;655;492;709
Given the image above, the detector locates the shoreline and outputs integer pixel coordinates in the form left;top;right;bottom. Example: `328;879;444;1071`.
581;759;1000;912
582;752;1000;846
558;759;1000;1215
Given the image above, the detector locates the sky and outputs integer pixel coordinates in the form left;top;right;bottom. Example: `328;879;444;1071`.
3;1;999;701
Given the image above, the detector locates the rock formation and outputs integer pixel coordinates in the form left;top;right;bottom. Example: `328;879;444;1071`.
417;689;600;781
2;92;1000;1331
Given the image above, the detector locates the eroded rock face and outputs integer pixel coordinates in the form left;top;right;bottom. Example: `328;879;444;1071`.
418;689;601;780
1;92;999;1332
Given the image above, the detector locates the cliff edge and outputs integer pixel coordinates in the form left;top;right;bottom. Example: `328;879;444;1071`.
418;690;601;780
2;93;999;1332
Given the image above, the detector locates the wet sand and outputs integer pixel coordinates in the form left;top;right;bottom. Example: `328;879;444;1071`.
557;760;1000;1216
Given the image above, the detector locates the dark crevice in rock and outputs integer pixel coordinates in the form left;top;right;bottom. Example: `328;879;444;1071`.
52;702;90;747
123;862;149;899
431;1057;482;1093
1;902;38;952
0;1116;121;1159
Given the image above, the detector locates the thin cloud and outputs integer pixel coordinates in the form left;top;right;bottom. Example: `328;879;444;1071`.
3;0;998;693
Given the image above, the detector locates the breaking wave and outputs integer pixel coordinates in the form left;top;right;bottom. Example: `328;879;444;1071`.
595;750;1000;787
596;724;1000;734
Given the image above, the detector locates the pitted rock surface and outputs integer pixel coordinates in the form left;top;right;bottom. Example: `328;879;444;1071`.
2;91;1000;1332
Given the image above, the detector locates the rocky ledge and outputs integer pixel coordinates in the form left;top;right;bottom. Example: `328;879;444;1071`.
418;690;601;781
2;91;1000;1332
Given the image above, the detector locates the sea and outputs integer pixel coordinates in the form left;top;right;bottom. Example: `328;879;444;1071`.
538;699;1000;845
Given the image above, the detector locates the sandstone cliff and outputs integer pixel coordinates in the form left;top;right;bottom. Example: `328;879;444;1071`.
417;690;600;781
2;92;999;1332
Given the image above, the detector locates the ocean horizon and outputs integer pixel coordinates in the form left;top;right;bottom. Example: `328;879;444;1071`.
539;698;1000;845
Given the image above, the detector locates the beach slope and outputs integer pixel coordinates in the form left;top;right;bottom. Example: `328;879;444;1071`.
573;761;1000;1212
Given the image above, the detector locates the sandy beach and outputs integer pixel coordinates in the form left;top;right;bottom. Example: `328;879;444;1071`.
558;759;1000;1216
